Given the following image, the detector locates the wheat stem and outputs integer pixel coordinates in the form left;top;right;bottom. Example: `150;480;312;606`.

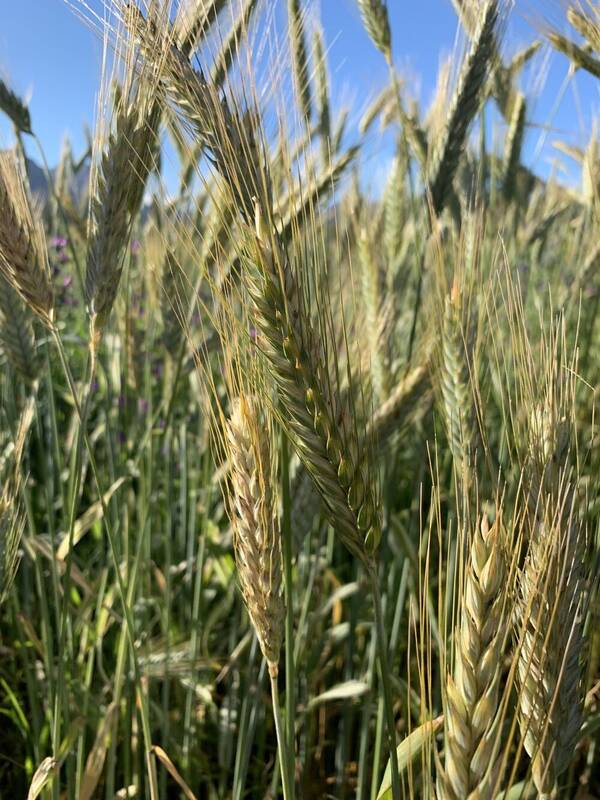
271;671;295;800
370;567;402;800
281;433;296;796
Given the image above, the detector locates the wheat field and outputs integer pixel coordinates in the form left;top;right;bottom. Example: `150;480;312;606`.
0;1;599;798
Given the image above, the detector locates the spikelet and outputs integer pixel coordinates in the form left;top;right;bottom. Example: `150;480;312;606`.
0;152;53;325
438;514;507;800
427;0;499;215
356;0;392;60
288;0;312;122
225;397;284;674
0;78;32;134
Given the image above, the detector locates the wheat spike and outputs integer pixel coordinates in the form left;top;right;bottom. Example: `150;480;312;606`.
440;282;477;474
313;25;331;162
383;153;405;268
288;0;312;122
0;152;53;325
427;0;499;215
161;250;186;359
515;396;587;798
548;31;600;79
516;502;586;798
438;514;507;800
0;397;34;606
176;0;229;57
356;0;392;59
86;98;160;341
225;397;284;674
0;274;37;382
359;85;394;135
247;205;381;565
133;15;265;224
0;79;32;134
358;224;391;403
211;0;260;88
502;92;526;201
567;6;600;53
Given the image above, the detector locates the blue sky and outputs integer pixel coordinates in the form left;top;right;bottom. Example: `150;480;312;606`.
0;0;598;192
